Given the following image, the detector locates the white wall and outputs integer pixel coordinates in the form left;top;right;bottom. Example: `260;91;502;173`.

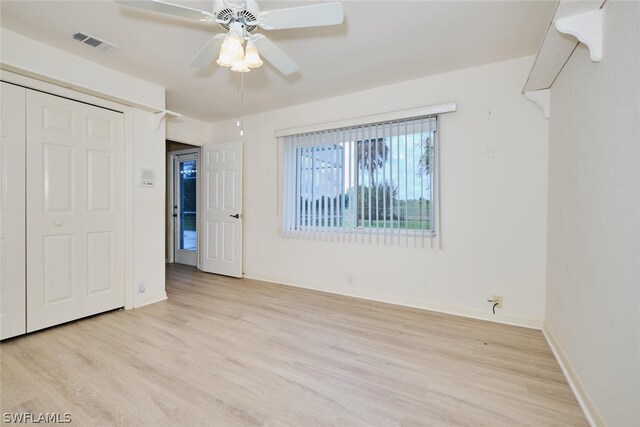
209;56;549;327
0;29;164;111
1;29;167;308
131;109;167;307
166;115;211;146
545;2;640;425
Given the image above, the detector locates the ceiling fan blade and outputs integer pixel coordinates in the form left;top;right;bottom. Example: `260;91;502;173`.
189;34;226;68
114;0;215;22
252;35;298;75
257;2;343;30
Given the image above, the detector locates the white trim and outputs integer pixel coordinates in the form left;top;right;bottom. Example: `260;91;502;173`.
132;292;168;309
243;273;542;329
555;9;604;62
1;66;177;118
3;69;130;114
275;101;457;138
523;0;605;92
196;146;203;270
154;110;181;130
169;148;201;156
542;326;605;427
166;153;176;264
123;106;135;310
283;228;436;238
524;89;551;119
2;69;136;311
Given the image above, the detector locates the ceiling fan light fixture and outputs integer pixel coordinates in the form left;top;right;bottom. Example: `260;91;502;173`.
116;0;346;76
244;42;263;68
216;48;234;67
221;33;244;57
231;58;251;73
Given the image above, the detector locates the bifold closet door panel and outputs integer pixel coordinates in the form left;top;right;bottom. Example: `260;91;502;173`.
26;90;125;333
0;82;26;340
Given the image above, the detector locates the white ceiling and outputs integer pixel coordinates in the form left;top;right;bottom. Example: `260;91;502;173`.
1;1;557;122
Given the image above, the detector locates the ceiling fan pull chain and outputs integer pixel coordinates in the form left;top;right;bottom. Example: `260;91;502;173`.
235;72;245;137
236;73;241;127
240;72;245;137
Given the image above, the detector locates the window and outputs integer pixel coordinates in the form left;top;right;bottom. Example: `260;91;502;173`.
281;115;438;243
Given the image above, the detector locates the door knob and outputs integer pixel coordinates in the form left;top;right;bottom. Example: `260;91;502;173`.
54;221;63;227
229;214;240;219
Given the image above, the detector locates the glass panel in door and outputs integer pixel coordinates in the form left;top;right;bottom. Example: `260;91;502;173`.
179;159;197;251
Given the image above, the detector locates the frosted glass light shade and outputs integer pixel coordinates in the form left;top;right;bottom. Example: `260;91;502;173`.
216;48;233;67
244;45;263;68
221;34;243;57
231;58;250;73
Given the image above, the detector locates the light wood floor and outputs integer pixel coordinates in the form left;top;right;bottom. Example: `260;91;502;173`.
1;264;586;426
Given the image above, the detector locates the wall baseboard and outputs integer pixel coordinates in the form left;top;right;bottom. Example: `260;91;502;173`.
243;273;543;330
133;292;168;309
542;325;606;427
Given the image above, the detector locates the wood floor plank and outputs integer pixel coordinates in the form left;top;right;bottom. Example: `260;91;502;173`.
0;264;587;426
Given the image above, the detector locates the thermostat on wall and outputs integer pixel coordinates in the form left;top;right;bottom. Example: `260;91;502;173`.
140;169;156;188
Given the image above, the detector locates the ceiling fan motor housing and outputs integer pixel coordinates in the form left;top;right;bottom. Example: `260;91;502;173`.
214;0;261;32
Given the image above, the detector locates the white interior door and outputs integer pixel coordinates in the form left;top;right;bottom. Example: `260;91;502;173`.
26;90;125;332
0;82;26;340
200;142;243;278
174;152;198;266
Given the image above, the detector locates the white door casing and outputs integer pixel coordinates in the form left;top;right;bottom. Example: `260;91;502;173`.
26;90;125;332
0;82;27;340
200;142;243;278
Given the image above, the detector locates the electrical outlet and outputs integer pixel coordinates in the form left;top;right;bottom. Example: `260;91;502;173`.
493;295;503;308
346;275;353;285
137;282;146;293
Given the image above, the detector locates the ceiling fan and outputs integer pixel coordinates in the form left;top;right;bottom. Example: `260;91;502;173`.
114;0;344;75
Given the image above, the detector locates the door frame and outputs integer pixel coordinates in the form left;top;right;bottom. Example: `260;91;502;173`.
167;148;200;266
1;70;135;309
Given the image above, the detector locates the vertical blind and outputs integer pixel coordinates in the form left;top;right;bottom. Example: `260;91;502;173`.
281;115;438;247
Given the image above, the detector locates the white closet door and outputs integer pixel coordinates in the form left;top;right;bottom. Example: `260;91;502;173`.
26;90;125;332
200;142;243;278
0;82;26;340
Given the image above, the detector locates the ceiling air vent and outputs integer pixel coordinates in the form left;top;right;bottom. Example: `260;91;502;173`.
70;30;119;53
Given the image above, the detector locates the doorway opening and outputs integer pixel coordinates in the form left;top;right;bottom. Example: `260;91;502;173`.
167;141;200;267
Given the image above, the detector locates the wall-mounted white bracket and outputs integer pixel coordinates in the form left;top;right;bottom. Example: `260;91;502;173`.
524;89;550;119
556;9;603;62
153;109;181;130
